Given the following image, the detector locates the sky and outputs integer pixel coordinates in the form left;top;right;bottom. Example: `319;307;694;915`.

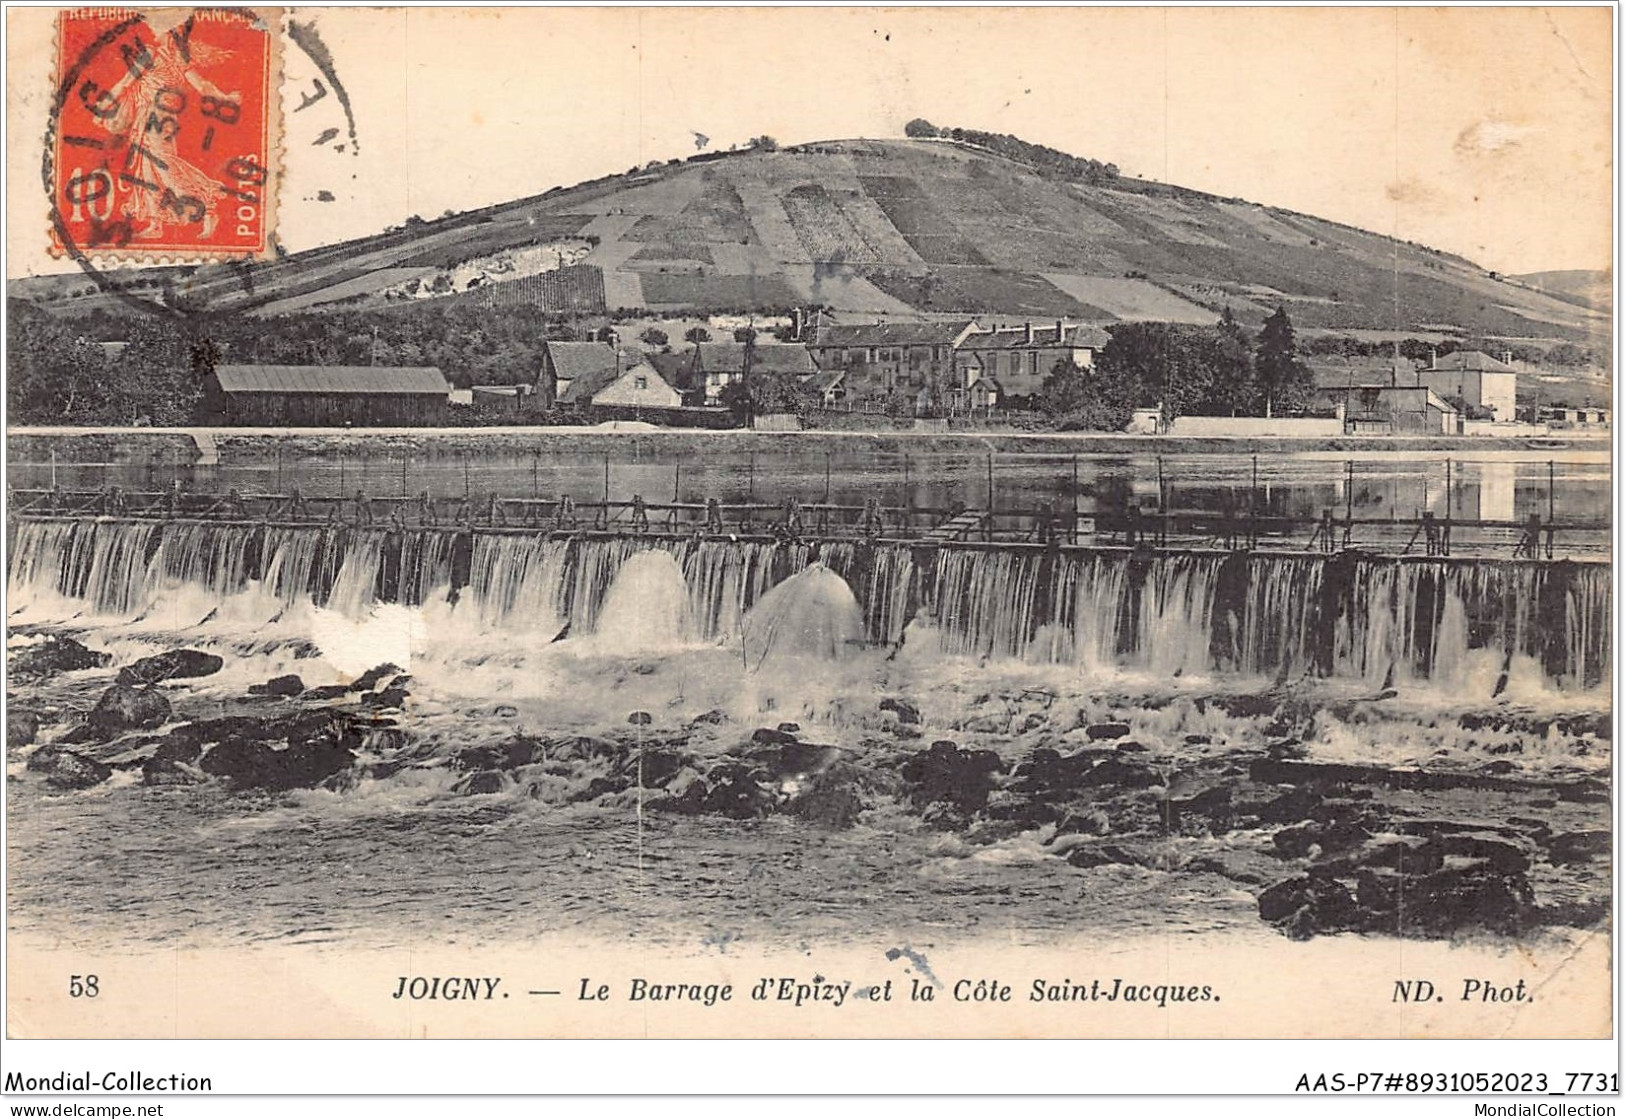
5;5;1615;278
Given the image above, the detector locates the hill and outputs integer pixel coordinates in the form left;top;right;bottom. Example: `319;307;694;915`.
13;137;1608;343
1507;269;1611;312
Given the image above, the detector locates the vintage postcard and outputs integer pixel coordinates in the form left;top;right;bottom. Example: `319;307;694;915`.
2;4;1615;1086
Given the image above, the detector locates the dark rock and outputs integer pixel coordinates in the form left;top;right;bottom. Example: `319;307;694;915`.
198;718;357;791
1168;785;1233;833
879;697;921;724
1066;843;1143;869
1084;722;1132;741
8;635;111;681
626;746;693;788
1423;832;1530;874
1201;694;1279;719
1183;734;1212;746
27;744;112;790
745;739;842;781
364;684;410;709
116;649;224;687
750;726;799;747
1007;747;1107;799
980;793;1060;830
1545;831;1610;864
788;763;866;828
350;663;402;692
456;736;543;771
8;709;41;750
1265;738;1308;761
551;735;624;764
1257;874;1358;939
1051;807;1111;840
1080;756;1162;790
88;685;172;735
249;674;305;698
776;722;801;734
703;762;774;819
687;709;728;727
493;705;519;718
899;741;1004;814
453;770;507;796
1400;865;1533;937
302;685;352;701
142;736;206;785
1115;740;1148;753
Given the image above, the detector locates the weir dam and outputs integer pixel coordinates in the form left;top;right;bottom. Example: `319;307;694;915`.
7;507;1611;692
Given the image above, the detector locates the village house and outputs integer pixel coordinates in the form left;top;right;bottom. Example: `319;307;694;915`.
806;319;980;412
1311;367;1459;434
201;365;450;426
589;359;683;411
1412;350;1518;422
538;340;619;408
952;320;1111;409
687;341;818;405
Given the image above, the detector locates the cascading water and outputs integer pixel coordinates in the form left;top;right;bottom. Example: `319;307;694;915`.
5;518;1611;692
591;549;693;654
740;563;866;670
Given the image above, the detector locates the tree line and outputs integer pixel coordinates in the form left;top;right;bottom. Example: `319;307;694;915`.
903;120;1120;184
1039;307;1315;429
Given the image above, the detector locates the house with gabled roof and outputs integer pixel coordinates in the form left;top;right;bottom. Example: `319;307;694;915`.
539;340;619;408
1413;350;1517;422
806;319;980;412
953;320;1112;408
689;341;818;405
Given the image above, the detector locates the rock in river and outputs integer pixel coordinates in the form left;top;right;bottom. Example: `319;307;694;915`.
116;649;224;687
8;635;110;682
26;744;112;790
87;685;172;735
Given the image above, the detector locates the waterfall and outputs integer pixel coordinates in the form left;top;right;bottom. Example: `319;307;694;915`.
6;518;1610;691
593;549;693;652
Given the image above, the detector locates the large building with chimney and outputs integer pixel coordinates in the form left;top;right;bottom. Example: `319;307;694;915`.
1411;350;1518;422
953;320;1112;408
806;320;980;413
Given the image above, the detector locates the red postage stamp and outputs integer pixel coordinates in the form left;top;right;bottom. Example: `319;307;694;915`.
50;7;280;260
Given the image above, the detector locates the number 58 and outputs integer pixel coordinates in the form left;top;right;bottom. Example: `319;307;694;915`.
69;974;99;998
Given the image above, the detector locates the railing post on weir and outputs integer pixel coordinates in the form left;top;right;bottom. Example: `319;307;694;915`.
1548;460;1555;527
1343;460;1354;549
673;462;681;503
1071;454;1080;544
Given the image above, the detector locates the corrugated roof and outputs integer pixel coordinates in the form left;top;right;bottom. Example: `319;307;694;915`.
813;320;978;347
214;365;449;395
694;341;817;376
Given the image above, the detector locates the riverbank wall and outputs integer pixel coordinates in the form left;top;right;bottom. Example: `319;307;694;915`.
7;426;1610;466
